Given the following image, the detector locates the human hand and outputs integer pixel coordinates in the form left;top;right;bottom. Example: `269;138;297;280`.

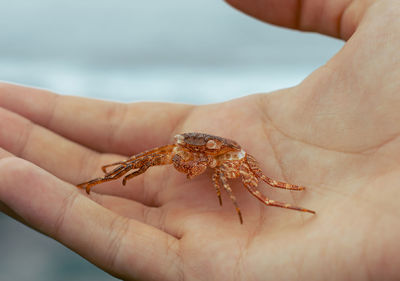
1;0;400;280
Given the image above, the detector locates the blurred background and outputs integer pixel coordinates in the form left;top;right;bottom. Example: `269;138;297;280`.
0;0;344;280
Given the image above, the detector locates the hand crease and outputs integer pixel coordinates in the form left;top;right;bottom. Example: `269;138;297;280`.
17;121;35;159
167;236;185;281
45;94;60;129
234;240;248;281
78;148;104;181
107;102;128;152
259;100;394;155
106;216;130;271
52;190;79;238
170;105;196;140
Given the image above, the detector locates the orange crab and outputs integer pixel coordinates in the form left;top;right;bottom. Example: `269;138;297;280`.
77;132;315;223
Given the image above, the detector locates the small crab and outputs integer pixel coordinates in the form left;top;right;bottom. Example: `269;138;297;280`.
77;132;315;223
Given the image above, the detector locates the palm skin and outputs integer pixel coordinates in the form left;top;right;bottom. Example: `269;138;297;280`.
1;0;400;280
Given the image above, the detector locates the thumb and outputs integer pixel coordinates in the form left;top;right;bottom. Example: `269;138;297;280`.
225;0;374;40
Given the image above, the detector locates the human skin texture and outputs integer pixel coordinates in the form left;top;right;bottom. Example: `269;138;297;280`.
1;0;400;280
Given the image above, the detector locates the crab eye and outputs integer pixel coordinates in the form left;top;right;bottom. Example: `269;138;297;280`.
174;134;185;144
206;139;219;149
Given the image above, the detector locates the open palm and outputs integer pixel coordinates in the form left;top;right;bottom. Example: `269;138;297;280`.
1;0;400;280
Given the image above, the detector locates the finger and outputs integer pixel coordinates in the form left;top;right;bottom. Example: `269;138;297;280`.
0;106;109;183
0;155;182;281
225;0;370;39
0;147;174;235
0;82;193;155
0;149;23;220
0;146;25;213
85;166;171;206
0;107;171;205
89;193;179;235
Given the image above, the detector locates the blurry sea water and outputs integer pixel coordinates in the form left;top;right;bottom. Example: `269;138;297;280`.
0;0;344;280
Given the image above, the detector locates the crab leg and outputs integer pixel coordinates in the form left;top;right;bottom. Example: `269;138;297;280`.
102;161;126;174
77;165;132;194
261;177;305;191
242;180;315;214
246;154;305;191
103;163;130;177
219;172;243;224
102;145;175;174
121;154;172;185
121;164;151;185
77;147;175;193
212;171;223;206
